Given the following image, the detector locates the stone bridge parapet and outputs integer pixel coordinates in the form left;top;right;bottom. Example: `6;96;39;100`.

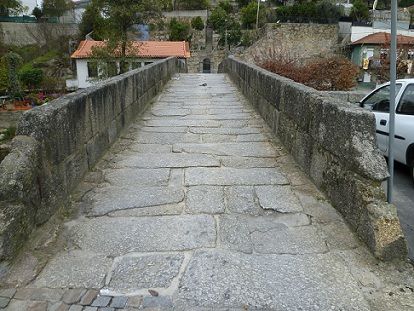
0;58;186;262
219;56;407;260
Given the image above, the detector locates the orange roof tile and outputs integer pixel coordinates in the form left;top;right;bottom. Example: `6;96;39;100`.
351;32;414;46
71;40;191;59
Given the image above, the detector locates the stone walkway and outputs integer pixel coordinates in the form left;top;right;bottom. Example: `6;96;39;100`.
2;74;414;310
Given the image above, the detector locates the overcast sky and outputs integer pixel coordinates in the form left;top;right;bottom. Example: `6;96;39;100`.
21;0;40;13
21;0;81;13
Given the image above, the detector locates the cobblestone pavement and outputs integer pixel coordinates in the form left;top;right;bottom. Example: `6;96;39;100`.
1;74;414;310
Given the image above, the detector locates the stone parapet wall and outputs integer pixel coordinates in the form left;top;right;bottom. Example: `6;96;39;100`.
321;90;371;105
0;58;186;262
219;56;407;260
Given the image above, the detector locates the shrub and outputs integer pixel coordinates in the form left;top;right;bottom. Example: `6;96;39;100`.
2;52;23;99
19;67;43;90
240;2;266;29
274;1;342;24
169;18;192;41
0;59;8;93
350;0;369;22
191;16;204;30
240;30;256;47
259;55;359;91
399;0;414;7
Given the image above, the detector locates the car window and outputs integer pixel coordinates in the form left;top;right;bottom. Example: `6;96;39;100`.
397;84;414;115
362;84;402;112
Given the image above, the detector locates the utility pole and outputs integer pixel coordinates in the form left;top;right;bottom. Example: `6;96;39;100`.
387;0;398;203
256;0;260;30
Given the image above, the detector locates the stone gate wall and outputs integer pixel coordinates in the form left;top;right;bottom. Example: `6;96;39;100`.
240;23;339;64
0;58;186;262
219;56;407;260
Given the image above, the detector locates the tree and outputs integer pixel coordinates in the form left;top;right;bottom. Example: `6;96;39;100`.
240;1;266;29
78;1;105;40
316;1;342;23
218;0;233;13
42;0;72;18
0;0;27;16
32;6;43;20
2;52;23;99
235;0;251;8
399;0;414;7
169;18;191;41
19;67;43;90
90;0;162;74
191;16;204;30
208;5;241;48
350;0;369;22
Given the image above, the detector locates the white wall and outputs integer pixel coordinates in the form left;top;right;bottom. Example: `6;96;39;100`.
76;59;92;89
74;58;161;89
351;26;414;43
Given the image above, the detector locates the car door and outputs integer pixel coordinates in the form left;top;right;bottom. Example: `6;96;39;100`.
395;84;414;165
361;84;402;154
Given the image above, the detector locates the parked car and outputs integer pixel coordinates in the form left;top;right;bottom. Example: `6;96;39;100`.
359;79;414;183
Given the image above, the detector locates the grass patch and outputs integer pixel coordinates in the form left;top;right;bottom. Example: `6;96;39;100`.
0;126;16;142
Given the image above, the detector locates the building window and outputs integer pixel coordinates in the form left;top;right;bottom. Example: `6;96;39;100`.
87;62;98;78
107;61;118;77
132;62;142;69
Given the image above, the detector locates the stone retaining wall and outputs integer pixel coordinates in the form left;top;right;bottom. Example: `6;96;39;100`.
219;56;407;260
0;111;25;129
0;58;186;262
0;22;78;46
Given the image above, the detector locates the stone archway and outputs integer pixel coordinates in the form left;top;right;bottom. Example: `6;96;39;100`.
202;58;211;73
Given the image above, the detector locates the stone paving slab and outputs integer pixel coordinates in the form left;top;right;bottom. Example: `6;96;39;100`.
256;185;303;213
69;215;216;256
33;251;111;288
188;127;262;135
89;186;184;215
185;167;289;186
172;142;278;157
103;168;170;187
134;132;200;144
175;249;371;310
107;253;184;291
115;153;220;168
128;143;172;153
186;186;225;214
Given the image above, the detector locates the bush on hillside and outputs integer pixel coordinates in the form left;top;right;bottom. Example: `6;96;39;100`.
191;16;204;30
274;1;343;24
19;67;43;90
169;18;192;41
259;55;359;91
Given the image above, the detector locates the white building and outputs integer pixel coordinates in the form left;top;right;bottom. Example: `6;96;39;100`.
68;40;190;89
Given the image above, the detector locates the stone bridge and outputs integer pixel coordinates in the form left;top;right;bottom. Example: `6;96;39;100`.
0;58;413;310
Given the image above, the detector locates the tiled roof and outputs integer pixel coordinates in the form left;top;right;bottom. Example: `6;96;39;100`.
71;40;191;59
351;32;414;45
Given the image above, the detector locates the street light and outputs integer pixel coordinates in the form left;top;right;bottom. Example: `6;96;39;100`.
256;0;266;30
